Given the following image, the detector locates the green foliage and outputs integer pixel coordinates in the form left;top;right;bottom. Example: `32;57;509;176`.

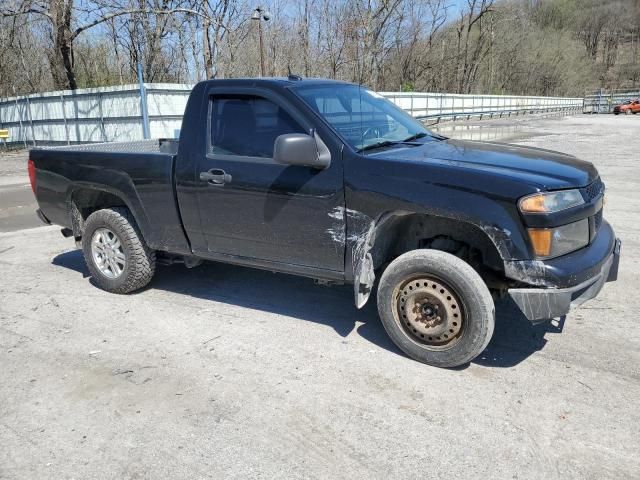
432;0;640;95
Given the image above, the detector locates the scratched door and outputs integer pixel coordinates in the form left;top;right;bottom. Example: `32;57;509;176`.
192;94;346;272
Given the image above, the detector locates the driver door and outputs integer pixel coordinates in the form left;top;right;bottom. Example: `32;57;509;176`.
190;91;345;273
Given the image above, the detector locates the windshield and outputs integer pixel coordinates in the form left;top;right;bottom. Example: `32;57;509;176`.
292;84;437;152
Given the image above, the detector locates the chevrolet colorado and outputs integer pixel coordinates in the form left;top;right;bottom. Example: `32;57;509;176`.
29;77;620;367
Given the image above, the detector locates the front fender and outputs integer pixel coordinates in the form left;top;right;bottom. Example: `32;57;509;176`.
347;207;521;309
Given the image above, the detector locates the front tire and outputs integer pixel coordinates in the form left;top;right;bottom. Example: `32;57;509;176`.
377;250;494;368
82;207;156;294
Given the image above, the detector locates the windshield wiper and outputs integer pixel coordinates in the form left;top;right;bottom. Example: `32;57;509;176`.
356;140;402;153
400;132;429;142
356;133;430;153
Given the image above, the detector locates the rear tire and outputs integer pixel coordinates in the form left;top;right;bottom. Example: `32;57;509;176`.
82;207;156;294
377;249;494;368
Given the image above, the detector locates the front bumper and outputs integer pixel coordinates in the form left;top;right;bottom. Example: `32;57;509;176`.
508;237;620;323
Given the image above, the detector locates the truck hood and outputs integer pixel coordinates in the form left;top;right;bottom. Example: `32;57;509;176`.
374;138;598;190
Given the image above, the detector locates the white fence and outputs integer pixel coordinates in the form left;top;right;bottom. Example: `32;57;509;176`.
0;84;190;146
0;84;583;146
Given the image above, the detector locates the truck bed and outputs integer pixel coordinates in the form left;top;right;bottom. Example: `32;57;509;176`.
40;139;179;155
30;138;190;255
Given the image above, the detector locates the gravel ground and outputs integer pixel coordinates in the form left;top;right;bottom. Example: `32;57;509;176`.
0;150;28;179
0;150;38;232
1;114;639;479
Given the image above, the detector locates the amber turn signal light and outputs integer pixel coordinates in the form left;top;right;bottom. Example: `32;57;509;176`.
520;194;547;213
527;228;552;257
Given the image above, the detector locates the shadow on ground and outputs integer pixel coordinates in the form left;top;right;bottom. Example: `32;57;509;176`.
474;300;565;368
53;249;564;369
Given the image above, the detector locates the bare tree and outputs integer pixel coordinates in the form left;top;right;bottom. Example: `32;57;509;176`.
2;0;640;97
454;0;494;93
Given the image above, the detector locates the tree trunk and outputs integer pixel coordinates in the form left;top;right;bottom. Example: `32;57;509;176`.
50;0;78;90
203;15;213;78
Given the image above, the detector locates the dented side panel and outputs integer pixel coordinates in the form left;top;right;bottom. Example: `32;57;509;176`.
342;152;540;308
175;81;347;272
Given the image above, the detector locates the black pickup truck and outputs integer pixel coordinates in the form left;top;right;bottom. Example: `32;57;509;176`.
29;77;620;367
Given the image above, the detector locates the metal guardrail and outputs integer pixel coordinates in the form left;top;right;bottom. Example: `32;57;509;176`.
583;89;640;114
0;85;584;146
419;106;583;124
380;92;583;123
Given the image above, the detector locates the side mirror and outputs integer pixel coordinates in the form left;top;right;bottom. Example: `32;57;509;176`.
273;133;330;169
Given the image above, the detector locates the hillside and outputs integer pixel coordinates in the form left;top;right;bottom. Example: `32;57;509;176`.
0;0;638;97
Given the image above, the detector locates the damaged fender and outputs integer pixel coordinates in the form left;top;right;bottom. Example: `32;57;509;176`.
350;211;409;309
349;210;517;309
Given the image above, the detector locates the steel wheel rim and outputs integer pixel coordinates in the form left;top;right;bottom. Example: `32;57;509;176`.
393;276;465;349
91;228;126;279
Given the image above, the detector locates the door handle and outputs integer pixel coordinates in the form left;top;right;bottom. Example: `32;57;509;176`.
200;169;232;185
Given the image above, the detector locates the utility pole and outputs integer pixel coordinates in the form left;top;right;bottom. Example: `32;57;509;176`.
258;19;265;77
489;15;494;94
251;6;271;77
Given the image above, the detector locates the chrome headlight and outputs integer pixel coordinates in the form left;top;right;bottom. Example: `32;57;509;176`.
527;219;589;258
519;189;584;214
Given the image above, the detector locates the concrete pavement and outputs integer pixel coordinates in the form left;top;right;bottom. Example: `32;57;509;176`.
1;115;639;479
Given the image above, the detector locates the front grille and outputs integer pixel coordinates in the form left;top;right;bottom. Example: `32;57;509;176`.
583;177;604;202
584;178;605;242
594;208;603;232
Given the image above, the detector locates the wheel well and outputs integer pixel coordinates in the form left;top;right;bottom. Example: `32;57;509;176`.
69;188;127;237
370;214;505;283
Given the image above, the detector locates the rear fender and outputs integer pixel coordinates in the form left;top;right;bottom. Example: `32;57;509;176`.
66;184;149;243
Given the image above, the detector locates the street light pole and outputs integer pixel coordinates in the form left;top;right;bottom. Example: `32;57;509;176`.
251;6;271;77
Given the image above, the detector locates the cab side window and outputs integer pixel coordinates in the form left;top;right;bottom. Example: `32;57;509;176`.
209;95;305;158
